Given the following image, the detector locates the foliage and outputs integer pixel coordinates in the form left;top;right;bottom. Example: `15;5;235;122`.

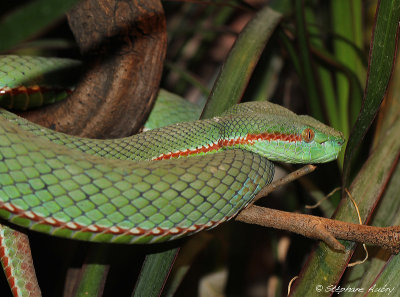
0;0;399;296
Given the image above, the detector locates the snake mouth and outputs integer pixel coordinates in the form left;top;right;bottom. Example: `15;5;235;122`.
319;140;331;147
319;138;345;147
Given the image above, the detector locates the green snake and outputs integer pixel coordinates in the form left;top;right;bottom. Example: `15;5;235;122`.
0;55;344;296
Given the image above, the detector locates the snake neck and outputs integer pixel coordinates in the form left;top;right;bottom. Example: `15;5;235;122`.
125;119;224;160
0;110;281;162
0;109;226;161
0;107;343;164
0;110;269;162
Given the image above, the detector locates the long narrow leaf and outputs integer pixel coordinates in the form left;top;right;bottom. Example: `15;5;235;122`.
343;0;400;186
0;0;80;52
132;248;179;297
289;112;400;297
341;37;400;297
202;4;284;118
341;162;400;297
294;0;324;121
74;246;110;297
331;0;364;139
289;3;400;295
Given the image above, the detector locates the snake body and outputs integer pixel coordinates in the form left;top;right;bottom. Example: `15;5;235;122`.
0;55;80;111
0;99;343;244
0;55;344;296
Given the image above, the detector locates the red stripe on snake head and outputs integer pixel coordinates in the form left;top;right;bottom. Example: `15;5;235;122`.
154;132;301;160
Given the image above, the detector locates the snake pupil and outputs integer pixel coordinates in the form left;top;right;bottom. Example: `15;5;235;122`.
302;128;315;143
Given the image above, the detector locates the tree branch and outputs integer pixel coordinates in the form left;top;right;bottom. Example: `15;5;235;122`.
236;166;400;254
236;206;400;254
21;0;167;138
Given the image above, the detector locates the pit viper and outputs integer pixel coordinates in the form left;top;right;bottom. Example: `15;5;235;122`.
0;55;344;296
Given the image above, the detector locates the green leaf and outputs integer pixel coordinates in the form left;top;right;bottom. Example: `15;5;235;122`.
289;110;400;297
294;0;324;121
340;34;400;297
343;0;400;186
331;0;364;139
74;246;109;297
202;5;284;118
341;162;400;297
132;248;179;297
369;254;400;296
289;3;400;293
0;0;80;52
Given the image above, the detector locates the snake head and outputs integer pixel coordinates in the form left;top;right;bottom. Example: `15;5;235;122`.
220;102;345;164
246;114;345;164
296;115;345;163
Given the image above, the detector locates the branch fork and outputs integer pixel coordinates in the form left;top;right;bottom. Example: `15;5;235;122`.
235;165;400;254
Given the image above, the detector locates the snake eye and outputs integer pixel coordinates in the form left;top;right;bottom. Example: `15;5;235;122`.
301;128;315;143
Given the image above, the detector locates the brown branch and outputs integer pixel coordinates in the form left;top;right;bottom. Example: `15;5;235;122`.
236;205;400;254
21;0;167;138
235;165;400;254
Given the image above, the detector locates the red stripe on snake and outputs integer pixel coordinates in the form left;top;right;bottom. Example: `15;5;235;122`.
155;132;302;160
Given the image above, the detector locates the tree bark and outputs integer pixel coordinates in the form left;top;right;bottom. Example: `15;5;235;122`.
21;0;167;138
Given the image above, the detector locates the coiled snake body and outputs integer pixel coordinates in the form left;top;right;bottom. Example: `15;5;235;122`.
0;55;344;295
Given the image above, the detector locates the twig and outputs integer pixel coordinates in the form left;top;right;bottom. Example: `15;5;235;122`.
345;188;369;267
305;187;341;209
287;276;298;296
251;165;317;204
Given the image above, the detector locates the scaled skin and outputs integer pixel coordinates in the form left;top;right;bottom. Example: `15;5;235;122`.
0;101;344;244
0;56;346;297
0;102;344;164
